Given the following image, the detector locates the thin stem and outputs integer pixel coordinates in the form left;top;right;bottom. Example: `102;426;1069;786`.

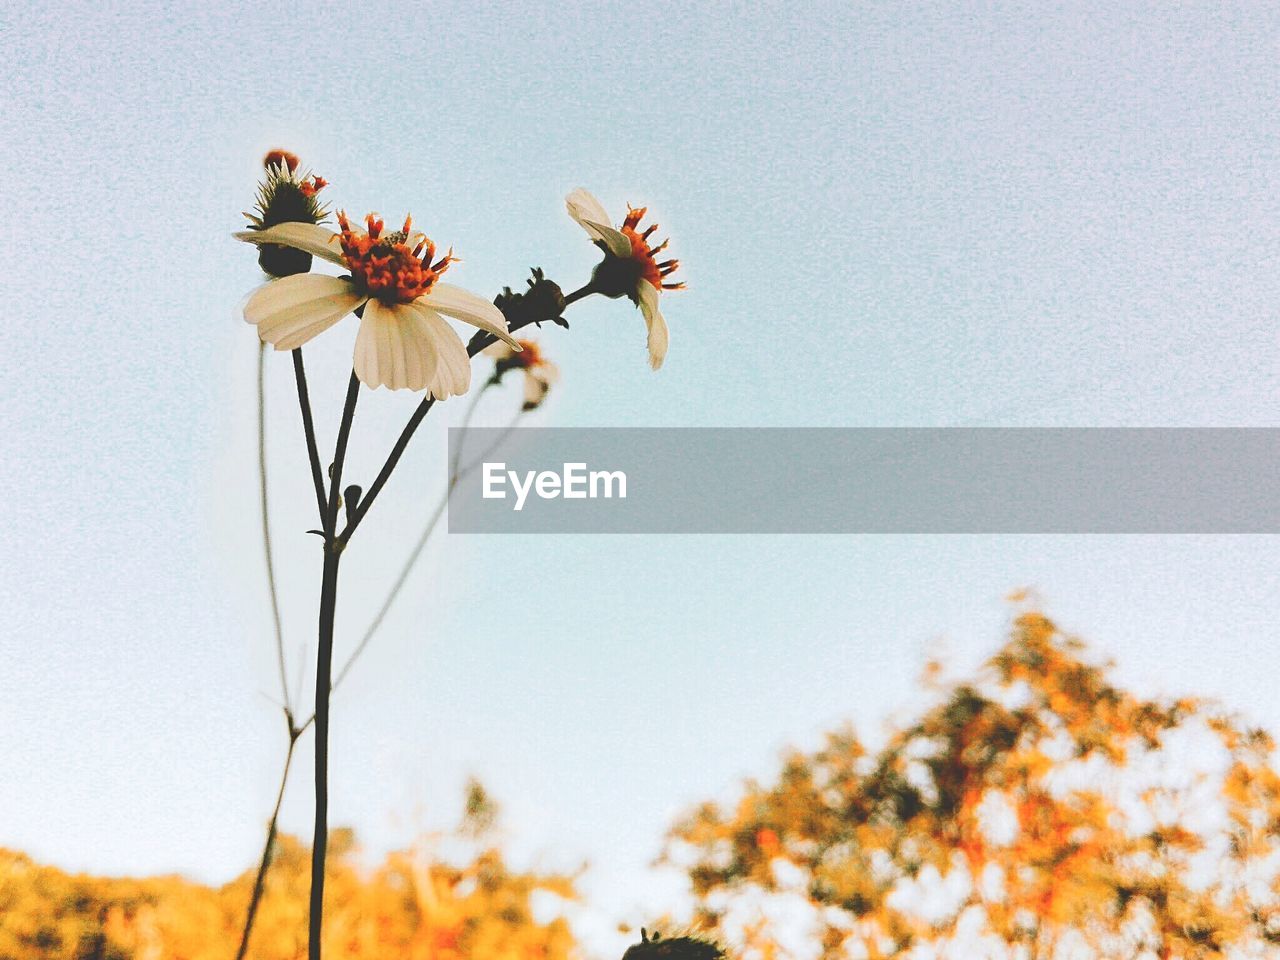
338;397;435;543
448;377;494;480
292;349;328;526
235;734;298;960
247;277;585;955
259;342;290;717
457;409;525;478
339;282;592;543
308;371;360;960
330;394;519;694
308;547;341;960
325;373;361;533
333;495;449;693
297;281;587;957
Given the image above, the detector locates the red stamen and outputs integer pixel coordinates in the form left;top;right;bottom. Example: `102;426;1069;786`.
337;212;455;305
299;175;327;198
617;203;684;293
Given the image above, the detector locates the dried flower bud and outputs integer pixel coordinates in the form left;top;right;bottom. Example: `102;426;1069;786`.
494;267;567;331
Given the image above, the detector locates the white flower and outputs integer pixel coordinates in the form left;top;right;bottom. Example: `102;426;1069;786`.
235;213;518;397
484;339;560;411
565;188;682;371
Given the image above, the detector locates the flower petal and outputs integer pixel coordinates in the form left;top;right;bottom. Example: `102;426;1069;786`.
420;283;520;348
565;188;631;258
234;222;346;265
523;373;541;409
566;188;611;228
244;274;365;351
412;305;473;400
595;224;633;259
353;301;438;391
637;280;669;371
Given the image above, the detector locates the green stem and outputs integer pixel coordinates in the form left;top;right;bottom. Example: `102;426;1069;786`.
292;348;328;527
288;278;590;958
308;372;360;960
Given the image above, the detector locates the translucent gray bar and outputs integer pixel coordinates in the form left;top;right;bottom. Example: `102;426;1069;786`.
447;428;1279;534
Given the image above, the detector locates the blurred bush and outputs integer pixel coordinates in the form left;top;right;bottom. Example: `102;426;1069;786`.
0;783;577;960
669;610;1280;959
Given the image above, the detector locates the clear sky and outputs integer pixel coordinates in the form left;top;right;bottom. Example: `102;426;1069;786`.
2;1;1278;956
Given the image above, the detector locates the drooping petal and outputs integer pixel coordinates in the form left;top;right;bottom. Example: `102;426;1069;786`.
412;305;473;400
353;301;438;391
565;188;632;258
243;274;365;351
595;224;633;259
234;222;347;265
637;280;669;371
420;283;520;348
566;188;611;228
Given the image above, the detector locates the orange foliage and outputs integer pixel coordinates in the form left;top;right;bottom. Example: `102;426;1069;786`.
670;611;1280;959
0;787;577;960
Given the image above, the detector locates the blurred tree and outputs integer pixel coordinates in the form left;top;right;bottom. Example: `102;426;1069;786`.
0;784;578;960
669;610;1280;960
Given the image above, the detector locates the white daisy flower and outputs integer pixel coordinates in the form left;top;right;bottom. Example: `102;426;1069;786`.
565;188;683;370
484;339;560;411
236;212;518;397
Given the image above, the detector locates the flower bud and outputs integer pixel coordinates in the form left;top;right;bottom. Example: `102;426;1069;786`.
243;150;331;278
494;268;567;330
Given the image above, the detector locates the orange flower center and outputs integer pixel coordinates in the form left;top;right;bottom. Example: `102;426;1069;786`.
511;339;544;369
337;211;455;305
621;205;684;291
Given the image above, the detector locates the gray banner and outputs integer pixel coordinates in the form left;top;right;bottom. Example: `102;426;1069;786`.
446;428;1279;534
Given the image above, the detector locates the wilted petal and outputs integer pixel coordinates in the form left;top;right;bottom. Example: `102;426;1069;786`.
421;283;520;348
637;280;669;370
353;301;438;391
244;274;364;351
234;222;346;265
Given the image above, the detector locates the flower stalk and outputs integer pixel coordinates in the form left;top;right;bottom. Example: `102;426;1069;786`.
307;372;359;960
236;160;684;960
298;292;569;958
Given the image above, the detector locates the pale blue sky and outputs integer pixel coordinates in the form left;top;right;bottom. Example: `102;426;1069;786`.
2;1;1278;954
